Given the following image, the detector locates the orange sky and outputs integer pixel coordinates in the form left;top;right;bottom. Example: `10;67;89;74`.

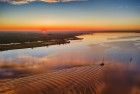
0;25;140;32
0;0;140;32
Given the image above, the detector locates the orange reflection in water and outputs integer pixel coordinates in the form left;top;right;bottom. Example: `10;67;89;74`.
0;33;140;94
0;58;140;94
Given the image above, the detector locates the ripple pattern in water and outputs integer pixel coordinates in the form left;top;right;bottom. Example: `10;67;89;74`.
0;65;105;94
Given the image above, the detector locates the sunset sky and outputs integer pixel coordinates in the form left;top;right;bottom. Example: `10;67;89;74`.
0;0;140;32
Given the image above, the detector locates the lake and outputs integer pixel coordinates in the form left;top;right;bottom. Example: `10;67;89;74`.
0;33;140;94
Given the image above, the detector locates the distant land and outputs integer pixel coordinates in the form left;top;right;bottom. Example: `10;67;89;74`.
0;31;90;51
0;30;139;51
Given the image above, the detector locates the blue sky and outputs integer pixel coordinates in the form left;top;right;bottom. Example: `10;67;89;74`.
0;0;140;31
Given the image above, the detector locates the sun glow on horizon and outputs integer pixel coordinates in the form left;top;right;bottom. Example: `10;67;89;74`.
0;0;140;32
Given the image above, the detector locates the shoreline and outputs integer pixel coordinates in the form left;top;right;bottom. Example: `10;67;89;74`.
0;32;85;51
1;31;138;51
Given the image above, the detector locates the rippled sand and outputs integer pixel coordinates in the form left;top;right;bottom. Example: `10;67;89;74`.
0;62;140;94
0;64;105;94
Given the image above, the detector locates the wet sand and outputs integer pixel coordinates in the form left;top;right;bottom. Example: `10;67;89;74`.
0;62;140;94
0;64;105;94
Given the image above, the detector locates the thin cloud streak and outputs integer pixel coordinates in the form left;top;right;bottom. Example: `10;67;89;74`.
0;0;88;5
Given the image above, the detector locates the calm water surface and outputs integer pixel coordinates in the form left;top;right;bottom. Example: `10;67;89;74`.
0;33;140;94
0;33;140;66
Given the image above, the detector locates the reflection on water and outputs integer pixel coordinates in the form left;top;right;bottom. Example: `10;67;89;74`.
0;33;140;94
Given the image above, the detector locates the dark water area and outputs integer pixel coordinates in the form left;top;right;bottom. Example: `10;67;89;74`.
0;33;140;94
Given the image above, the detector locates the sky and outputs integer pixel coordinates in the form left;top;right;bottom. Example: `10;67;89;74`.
0;0;140;32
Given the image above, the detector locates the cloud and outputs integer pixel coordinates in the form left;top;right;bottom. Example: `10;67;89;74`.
0;0;87;5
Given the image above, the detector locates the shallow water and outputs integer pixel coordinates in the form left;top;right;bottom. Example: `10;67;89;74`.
0;33;140;66
0;33;140;94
